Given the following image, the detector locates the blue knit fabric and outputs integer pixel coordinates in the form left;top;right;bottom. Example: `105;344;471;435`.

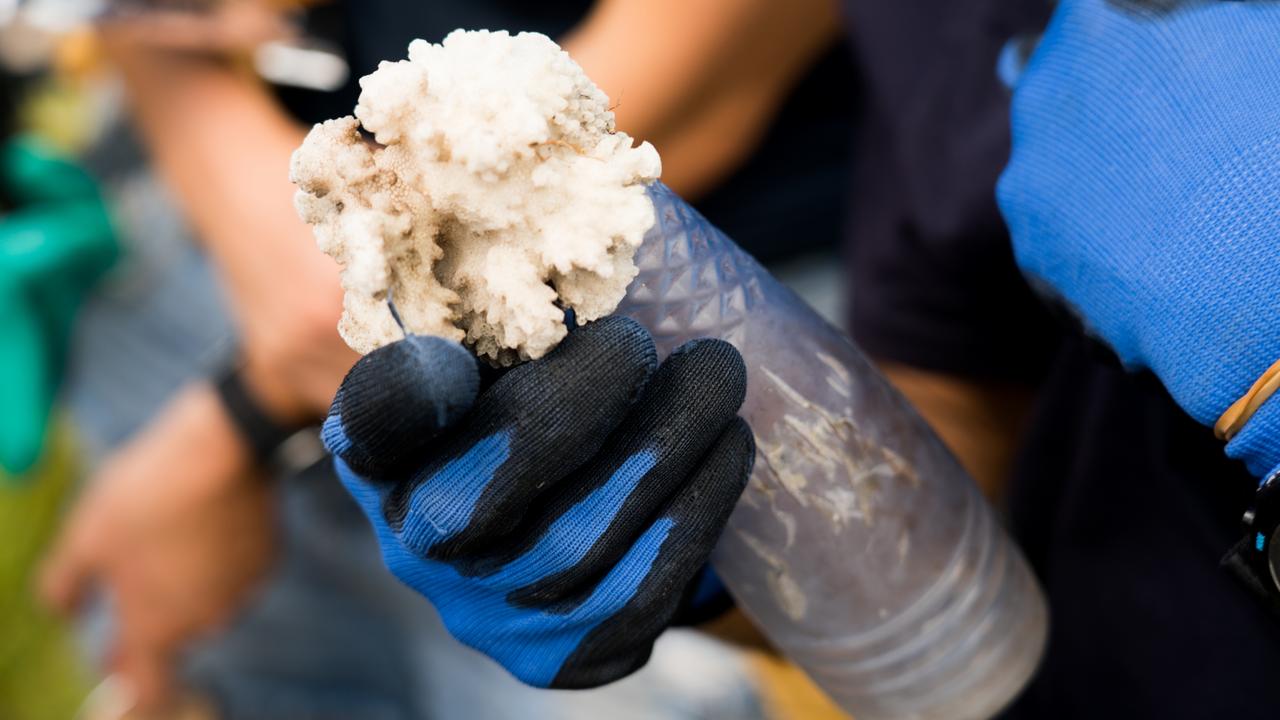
998;0;1280;480
322;318;753;688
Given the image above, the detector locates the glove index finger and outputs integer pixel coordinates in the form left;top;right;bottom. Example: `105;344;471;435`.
324;335;481;478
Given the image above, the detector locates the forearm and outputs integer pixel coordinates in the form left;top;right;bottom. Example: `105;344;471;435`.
879;361;1036;506
107;48;316;300
644;74;817;199
564;0;838;198
105;43;352;420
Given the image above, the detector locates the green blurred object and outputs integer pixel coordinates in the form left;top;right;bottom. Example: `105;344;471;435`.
0;137;118;477
0;422;94;720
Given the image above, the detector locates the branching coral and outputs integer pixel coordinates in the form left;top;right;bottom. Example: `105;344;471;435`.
291;29;660;363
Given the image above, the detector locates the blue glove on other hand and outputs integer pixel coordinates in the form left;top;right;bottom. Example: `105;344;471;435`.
322;316;753;688
998;0;1280;480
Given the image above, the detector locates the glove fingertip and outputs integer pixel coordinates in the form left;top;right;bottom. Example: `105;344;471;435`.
328;335;480;476
403;335;482;427
667;338;749;411
572;316;658;375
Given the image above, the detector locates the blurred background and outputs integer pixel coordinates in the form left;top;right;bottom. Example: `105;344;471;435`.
0;1;853;718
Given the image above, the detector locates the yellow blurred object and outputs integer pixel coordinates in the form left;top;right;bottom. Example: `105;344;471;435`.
10;30;114;154
748;650;851;720
19;75;100;155
0;422;94;720
55;29;107;83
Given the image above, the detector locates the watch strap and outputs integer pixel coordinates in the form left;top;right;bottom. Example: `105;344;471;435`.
213;364;304;466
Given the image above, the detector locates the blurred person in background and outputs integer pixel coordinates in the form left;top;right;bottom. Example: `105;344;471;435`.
33;0;853;717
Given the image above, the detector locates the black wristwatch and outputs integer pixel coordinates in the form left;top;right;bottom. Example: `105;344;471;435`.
212;364;308;468
1222;469;1280;617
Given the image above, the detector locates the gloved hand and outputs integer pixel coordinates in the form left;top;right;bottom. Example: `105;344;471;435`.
998;0;1280;481
322;316;753;688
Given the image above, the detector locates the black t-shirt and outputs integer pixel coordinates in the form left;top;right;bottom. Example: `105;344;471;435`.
278;0;856;266
841;0;1280;715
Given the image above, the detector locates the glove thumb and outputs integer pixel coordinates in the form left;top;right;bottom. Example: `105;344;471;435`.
323;335;480;477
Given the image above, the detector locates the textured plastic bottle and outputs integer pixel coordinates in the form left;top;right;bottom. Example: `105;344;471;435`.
617;184;1048;720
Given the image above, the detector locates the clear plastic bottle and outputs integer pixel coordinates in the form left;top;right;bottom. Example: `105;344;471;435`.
617;184;1047;720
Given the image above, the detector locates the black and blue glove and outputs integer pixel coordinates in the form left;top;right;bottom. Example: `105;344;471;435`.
321;316;754;688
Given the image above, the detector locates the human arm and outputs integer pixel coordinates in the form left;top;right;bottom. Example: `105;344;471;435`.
880;363;1036;505
99;38;355;425
563;0;840;198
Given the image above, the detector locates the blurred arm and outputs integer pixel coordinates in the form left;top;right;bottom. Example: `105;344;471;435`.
563;0;840;198
102;43;354;423
37;39;339;711
879;362;1036;505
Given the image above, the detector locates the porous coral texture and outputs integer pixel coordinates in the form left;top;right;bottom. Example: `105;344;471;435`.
291;29;660;364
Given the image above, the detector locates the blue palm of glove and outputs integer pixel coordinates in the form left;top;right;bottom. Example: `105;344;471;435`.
322;317;753;688
998;0;1280;479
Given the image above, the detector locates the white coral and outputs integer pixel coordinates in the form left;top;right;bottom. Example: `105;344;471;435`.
291;29;661;363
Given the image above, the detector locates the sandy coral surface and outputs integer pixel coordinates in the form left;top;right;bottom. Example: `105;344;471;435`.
291;29;660;363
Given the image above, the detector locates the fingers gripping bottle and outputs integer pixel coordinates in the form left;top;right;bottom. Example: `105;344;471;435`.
617;184;1047;720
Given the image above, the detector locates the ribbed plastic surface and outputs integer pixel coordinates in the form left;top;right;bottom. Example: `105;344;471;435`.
618;184;1047;719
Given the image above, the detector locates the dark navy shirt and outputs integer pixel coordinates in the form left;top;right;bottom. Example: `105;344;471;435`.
841;0;1280;716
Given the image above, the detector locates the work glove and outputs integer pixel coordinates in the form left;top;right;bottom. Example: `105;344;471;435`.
998;0;1280;482
321;316;754;688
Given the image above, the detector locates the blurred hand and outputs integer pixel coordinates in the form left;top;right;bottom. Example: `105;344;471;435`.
41;384;276;713
325;317;753;688
97;0;295;55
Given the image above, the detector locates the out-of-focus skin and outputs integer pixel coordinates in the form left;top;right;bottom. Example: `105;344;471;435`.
40;0;842;711
99;40;355;424
40;385;275;714
564;0;840;199
879;362;1037;506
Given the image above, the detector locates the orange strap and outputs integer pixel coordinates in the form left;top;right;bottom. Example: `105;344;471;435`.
1215;359;1280;441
